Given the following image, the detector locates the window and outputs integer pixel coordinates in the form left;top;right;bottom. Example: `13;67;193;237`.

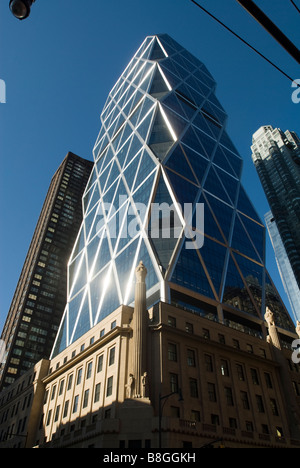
46;409;52;426
86;362;93;379
72;395;79;413
187;349;196;367
203;329;210;339
236;364;245;381
229;418;237;429
270;398;279;416
233;339;240;349
94;383;101;403
191;410;200;422
241;391;250;410
208;383;217;402
54;405;60;422
106;377;113;397
185;322;193;334
59;380;64;396
246;421;254;432
83;389;89;408
204;354;213;372
67;374;73;390
220;359;229;376
264;372;273;389
251;368;259;385
168;343;177;362
168;316;176;328
247;344;253;354
190;378;198;398
76;368;83;385
51;385;56;401
111;320;116;329
170;406;180;418
256;395;265;413
224;387;234;406
218;334;225;345
63;400;69;418
100;329;105;337
109;347;115;366
170;373;178;393
97;355;104;373
211;414;220;425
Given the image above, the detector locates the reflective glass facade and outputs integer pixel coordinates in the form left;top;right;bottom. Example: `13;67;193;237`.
52;35;294;357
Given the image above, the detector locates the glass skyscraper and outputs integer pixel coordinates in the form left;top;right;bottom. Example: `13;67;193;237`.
265;211;300;323
52;34;294;357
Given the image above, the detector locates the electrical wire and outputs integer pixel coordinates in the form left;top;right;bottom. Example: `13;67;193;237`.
290;0;300;15
189;0;298;85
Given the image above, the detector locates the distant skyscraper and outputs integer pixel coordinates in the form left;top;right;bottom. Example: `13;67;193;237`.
0;152;93;390
265;211;300;323
52;35;295;359
251;126;300;297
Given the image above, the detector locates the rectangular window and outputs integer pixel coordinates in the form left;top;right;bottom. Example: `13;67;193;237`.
185;322;193;334
220;359;229;376
59;380;64;396
86;362;93;379
170;373;178;393
241;391;250;410
168;343;177;362
187;349;196;367
72;395;79;413
168;316;176;328
67;374;73;390
94;383;101;403
54;405;60;422
106;377;113;397
46;409;52;426
109;347;115;366
208;383;217;402
205;354;213;372
97;355;103;373
51;385;56;401
225;387;234;406
236;364;245;381
189;378;198;398
83;389;89;408
63;400;69;418
270;398;279;416
191;410;200;422
256;395;265;413
76;368;83;385
251;368;259;385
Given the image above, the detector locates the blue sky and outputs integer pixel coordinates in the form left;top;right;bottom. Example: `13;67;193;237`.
0;0;299;332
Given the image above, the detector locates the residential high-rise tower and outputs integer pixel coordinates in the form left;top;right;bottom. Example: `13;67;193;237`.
251;126;300;303
0;153;93;390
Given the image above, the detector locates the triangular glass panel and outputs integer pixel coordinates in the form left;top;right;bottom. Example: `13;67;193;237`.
164;145;198;185
133;150;157;191
148;107;175;160
203;166;232;204
182;144;209;186
96;267;121;323
85;166;98;193
92;235;112;280
86;182;100;214
148;174;182;271
161;105;187;139
205;194;234;242
175;92;197;120
89;265;110;324
222;147;243;178
70;253;88;300
98;160;112;193
105;160;120;192
171;244;215;299
86;233;101;273
214;167;239;205
222;254;259;316
160;65;181;88
149;38;167;60
181;126;206;156
237;185;262;224
116;135;133;168
115;237;140;302
219;131;239;155
123;152;141;193
193;112;214;137
68;251;84;293
70;224;85;261
68;289;86;342
84;202;99;242
132;170;156;216
231;214;261;262
52;313;67;357
71;290;91;343
83;183;96;213
165;168;200;207
194;193;224;242
193;127;217;159
149;66;169;98
265;272;295;331
239;214;265;262
102;178;118;207
137;109;155;142
162;93;188;121
234;252;263;315
198;237;227;298
212;146;236;176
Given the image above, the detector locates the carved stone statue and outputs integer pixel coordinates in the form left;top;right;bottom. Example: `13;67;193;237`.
141;372;149;398
126;374;134;399
265;307;275;326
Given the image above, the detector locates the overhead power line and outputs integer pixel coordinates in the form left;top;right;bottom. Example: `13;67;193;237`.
236;0;300;64
189;0;299;86
290;0;300;15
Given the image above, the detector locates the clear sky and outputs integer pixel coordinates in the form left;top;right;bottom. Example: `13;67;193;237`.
0;0;299;333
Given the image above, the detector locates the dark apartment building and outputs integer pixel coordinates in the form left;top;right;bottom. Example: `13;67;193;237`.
0;152;93;390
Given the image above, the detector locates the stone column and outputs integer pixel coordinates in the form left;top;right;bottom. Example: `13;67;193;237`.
132;261;147;398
